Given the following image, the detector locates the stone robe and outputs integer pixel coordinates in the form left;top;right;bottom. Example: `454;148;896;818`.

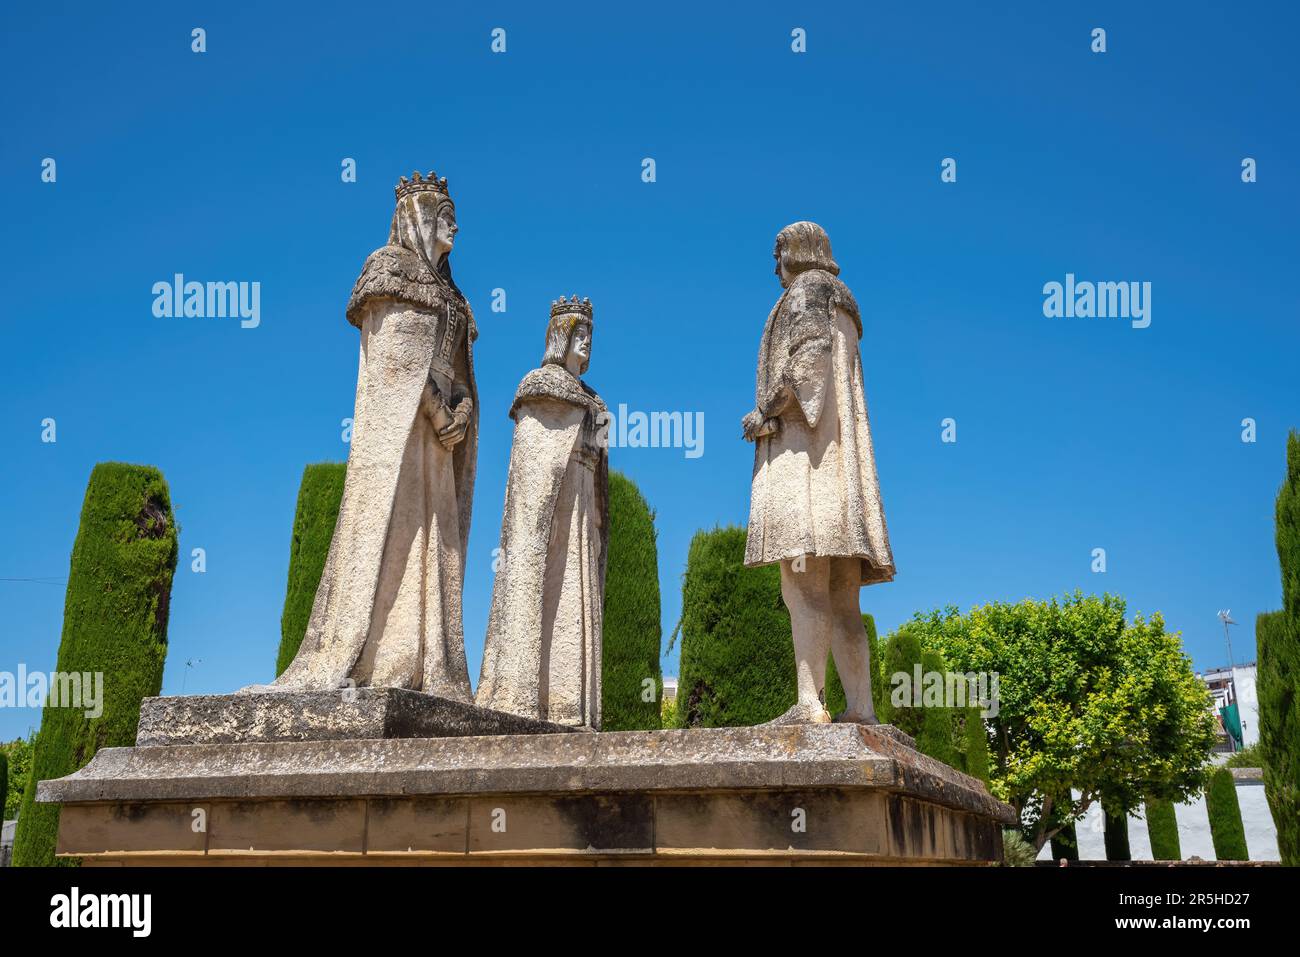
476;364;608;729
272;243;479;699
744;268;894;584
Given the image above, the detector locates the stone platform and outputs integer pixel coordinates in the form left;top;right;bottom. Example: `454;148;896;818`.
135;689;577;746
37;720;1016;866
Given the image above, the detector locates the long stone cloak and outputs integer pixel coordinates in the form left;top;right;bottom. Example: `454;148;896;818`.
475;364;608;729
273;244;479;699
744;267;894;584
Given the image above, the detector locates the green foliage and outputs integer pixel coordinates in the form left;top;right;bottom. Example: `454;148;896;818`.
1206;766;1249;861
864;613;886;717
676;527;870;727
1103;807;1131;861
660;696;678;729
879;628;923;734
1260;430;1300;866
13;464;178;867
0;752;7;821
2;736;33;820
1049;817;1079;861
1001;830;1038;867
677;527;797;727
1224;742;1263;770
601;472;663;731
961;708;992;785
900;592;1216;852
276;463;346;676
1145;798;1181;861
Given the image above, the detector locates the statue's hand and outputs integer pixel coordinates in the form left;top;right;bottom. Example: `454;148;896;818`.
436;402;471;450
742;409;778;442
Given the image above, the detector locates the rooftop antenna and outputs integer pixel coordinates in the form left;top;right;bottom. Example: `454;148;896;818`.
1216;610;1237;672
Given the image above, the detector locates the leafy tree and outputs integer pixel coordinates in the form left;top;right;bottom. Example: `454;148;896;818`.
901;592;1216;852
276;463;346;676
1206;766;1249;861
601;472;663;730
1259;429;1300;865
13;464;178;866
1;736;34;820
1050;816;1079;862
1145;798;1181;861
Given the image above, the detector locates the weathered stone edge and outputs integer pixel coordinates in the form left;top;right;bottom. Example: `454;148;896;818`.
38;725;1016;823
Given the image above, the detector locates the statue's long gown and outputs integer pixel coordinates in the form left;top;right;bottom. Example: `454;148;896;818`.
475;364;608;729
273;244;478;700
744;267;894;584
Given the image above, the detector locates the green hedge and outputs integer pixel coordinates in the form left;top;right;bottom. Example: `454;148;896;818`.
675;526;879;727
600;472;663;731
1206;766;1249;861
13;463;178;866
276;463;346;676
1145;799;1181;861
1103;806;1131;861
1260;429;1300;866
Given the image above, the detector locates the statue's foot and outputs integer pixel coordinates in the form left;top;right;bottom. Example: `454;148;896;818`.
833;710;880;725
763;702;833;726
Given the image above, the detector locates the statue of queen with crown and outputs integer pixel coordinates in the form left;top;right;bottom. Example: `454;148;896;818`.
259;170;479;700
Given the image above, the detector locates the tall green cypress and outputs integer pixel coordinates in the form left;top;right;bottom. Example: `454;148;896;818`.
1259;429;1300;865
1206;767;1249;861
276;463;346;676
1145;798;1182;861
879;628;924;735
13;464;178;866
0;752;7;822
600;472;663;730
676;527;794;727
1050;820;1079;861
1103;806;1131;861
962;708;991;785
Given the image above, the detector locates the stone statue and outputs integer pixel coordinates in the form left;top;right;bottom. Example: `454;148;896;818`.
741;221;895;725
475;297;608;729
260;170;479;700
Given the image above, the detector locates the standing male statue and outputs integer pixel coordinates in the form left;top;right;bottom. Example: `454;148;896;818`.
742;221;895;725
259;170;479;700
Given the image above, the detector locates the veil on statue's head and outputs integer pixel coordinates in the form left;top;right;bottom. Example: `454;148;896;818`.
389;171;461;295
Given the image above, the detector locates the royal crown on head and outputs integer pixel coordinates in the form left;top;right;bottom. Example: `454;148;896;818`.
395;169;451;203
550;295;593;322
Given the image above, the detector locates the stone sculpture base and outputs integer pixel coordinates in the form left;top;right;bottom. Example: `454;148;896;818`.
135;689;578;746
38;719;1015;866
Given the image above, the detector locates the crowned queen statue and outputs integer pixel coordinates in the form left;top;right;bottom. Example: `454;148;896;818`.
258;170;479;700
475;297;609;729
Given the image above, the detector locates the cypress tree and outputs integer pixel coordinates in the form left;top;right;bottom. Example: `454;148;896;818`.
1103;806;1131;861
0;752;7;821
1050;820;1079;861
879;628;924;736
915;649;957;765
600;472;663;730
276;463;346;676
1206;766;1249;861
13;464;178;866
1145;798;1182;861
677;527;795;727
1259;428;1300;865
962;708;991;785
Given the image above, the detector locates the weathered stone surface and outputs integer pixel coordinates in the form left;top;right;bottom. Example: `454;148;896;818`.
135;689;579;746
42;723;1012;824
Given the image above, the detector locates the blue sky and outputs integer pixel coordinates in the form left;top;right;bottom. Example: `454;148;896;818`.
1;2;1296;742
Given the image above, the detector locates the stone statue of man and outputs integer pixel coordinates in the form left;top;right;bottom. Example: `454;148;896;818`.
742;221;895;725
476;297;608;729
257;170;479;700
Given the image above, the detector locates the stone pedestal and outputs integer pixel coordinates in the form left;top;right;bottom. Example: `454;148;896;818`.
37;696;1015;866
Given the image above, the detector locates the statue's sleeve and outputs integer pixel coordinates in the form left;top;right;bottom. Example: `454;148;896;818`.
777;280;834;429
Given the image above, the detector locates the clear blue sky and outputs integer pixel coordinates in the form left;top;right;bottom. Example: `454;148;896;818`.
2;2;1296;742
